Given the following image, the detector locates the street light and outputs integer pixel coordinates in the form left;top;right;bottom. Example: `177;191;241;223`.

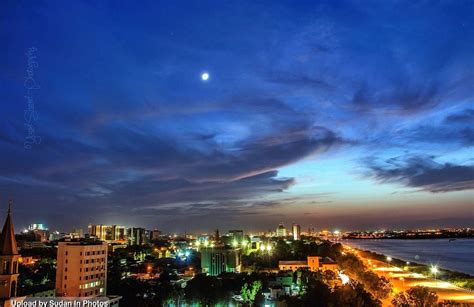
431;265;439;279
386;256;392;264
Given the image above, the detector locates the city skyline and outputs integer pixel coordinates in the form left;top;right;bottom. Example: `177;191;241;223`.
1;1;473;232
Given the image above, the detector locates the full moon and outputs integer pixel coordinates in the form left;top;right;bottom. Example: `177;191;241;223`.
201;72;209;81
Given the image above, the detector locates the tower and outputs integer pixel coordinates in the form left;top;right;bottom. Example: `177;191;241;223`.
292;223;301;240
0;201;20;306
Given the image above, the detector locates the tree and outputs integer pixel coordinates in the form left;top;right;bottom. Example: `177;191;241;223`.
321;269;338;289
332;284;381;307
406;286;438;307
392;291;411;307
240;280;262;306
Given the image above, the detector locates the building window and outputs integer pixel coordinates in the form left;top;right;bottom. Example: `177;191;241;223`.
4;261;11;274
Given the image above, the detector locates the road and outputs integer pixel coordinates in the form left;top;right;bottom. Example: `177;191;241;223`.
343;246;474;305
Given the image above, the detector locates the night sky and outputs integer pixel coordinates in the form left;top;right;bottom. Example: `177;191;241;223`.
1;1;473;232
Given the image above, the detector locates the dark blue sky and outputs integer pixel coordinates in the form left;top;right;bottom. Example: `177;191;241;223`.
1;0;473;232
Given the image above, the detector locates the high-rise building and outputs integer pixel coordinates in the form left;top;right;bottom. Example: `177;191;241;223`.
88;225;126;242
56;240;108;297
201;247;241;276
0;201;20;306
112;225;126;242
127;227;147;246
292;223;301;241
276;223;287;237
150;229;162;241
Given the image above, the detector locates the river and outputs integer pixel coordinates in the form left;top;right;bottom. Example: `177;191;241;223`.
343;238;474;275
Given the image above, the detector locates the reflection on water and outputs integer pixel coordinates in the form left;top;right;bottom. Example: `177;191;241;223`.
343;238;474;275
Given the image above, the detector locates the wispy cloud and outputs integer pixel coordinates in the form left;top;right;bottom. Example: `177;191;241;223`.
365;155;474;193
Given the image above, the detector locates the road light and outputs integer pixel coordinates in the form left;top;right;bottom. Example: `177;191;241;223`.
386;256;392;264
338;271;350;285
431;265;439;279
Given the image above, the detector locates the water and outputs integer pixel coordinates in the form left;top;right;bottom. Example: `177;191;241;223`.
343;238;474;275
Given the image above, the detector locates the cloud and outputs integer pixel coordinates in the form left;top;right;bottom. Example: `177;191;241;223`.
365;155;474;193
351;82;441;116
444;108;474;124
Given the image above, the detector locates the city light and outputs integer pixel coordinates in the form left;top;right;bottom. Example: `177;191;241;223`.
431;265;439;279
338;272;350;285
232;240;238;247
386;256;392;262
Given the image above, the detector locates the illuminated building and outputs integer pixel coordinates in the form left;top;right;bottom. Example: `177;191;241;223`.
200;247;242;276
279;256;338;272
307;256;320;271
55;240;108;297
228;230;244;242
278;260;307;271
0;202;20;306
88;225;126;242
70;228;84;239
127;227;148;245
28;223;46;231
276;224;287;237
292;223;301;240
